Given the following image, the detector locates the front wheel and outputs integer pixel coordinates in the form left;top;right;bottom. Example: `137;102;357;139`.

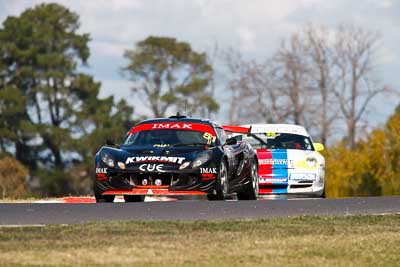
96;194;115;203
94;184;115;203
124;195;145;202
237;159;259;200
320;188;326;198
207;160;229;201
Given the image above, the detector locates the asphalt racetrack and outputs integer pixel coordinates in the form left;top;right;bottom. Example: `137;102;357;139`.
0;196;399;225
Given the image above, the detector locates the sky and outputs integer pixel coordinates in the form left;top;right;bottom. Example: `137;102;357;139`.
1;0;399;125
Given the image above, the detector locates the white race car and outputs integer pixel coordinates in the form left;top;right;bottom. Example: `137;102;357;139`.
224;124;325;198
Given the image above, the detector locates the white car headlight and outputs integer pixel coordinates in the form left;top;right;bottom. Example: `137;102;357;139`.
179;162;190;170
100;151;115;167
306;156;317;168
118;162;126;169
192;153;211;168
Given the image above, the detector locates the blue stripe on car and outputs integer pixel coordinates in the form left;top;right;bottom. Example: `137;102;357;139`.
272;149;288;193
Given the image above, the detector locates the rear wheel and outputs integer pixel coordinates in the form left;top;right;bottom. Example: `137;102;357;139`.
207;160;229;201
237;159;259;200
124;195;145;202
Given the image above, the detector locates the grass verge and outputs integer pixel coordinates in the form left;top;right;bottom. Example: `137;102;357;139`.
0;215;399;267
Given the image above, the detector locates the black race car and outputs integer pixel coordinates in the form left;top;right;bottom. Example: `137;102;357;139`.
94;115;259;202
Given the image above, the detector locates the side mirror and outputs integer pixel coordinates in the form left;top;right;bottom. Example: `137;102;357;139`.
225;137;238;145
105;138;116;146
313;142;324;152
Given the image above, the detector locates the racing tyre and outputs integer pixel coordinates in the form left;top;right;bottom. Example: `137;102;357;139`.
124;195;145;202
320;188;326;199
94;184;115;203
96;194;115;203
207;160;229;201
237;159;259;200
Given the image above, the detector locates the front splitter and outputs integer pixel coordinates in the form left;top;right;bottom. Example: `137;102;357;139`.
103;188;207;196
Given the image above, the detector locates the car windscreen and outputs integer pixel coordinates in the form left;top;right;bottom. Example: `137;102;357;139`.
123;123;218;147
241;133;314;150
123;130;217;147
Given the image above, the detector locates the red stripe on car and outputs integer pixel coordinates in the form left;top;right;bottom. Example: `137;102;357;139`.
256;149;273;193
129;122;216;135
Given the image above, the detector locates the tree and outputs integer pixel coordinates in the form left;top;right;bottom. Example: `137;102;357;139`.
123;36;218;117
222;24;388;146
325;106;400;198
224;35;315;127
222;49;252;124
0;41;37;168
333;25;388;149
303;25;339;145
272;35;315;126
0;3;137;196
68;96;136;195
0;86;28;153
0;3;91;171
222;49;288;124
383;105;400;195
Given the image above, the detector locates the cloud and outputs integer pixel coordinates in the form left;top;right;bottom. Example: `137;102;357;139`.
369;0;393;9
100;79;151;116
109;0;142;11
90;41;129;58
236;27;255;52
1;0;399;122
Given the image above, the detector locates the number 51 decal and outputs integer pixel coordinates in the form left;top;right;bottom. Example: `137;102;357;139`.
203;132;216;144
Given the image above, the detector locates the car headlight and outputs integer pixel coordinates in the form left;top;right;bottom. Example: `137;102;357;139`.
118;162;126;170
306;156;317;168
179;162;190;170
192;153;211;168
100;151;115;167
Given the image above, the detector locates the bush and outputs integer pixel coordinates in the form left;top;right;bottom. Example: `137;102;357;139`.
0;157;27;199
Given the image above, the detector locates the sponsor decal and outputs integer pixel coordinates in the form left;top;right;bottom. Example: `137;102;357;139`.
265;132;278;137
200;167;217;174
252;126;307;136
129;123;217;136
153;144;169;147
203;132;216;144
289;173;316;181
139;164;164;172
96;173;107;181
259;178;288;183
152;123;192;129
126;156;185;164
259;159;294;165
95;168;107;174
95;169;107;181
201;173;216;180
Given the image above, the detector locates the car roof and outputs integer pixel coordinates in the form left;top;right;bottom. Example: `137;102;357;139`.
136;117;222;128
243;124;310;137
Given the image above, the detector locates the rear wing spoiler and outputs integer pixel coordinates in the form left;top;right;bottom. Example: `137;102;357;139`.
222;125;250;134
